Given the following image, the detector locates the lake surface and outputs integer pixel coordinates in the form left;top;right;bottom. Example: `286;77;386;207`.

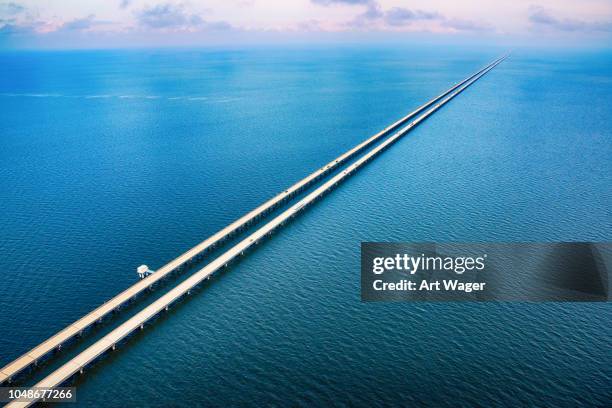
0;46;610;407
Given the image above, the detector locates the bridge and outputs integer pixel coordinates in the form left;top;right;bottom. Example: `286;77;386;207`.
2;55;506;407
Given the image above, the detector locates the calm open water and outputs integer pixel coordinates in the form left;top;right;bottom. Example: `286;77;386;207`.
0;46;610;407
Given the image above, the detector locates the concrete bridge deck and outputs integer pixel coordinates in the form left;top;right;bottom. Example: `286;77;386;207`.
3;55;506;408
0;56;503;387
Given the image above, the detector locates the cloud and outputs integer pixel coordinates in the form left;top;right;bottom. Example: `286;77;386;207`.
0;22;28;35
311;0;444;29
347;2;487;33
361;3;383;20
136;3;232;31
296;19;322;31
56;15;113;32
0;2;25;15
0;19;41;40
0;3;37;39
119;0;132;10
61;15;97;31
442;18;493;32
384;8;442;26
312;0;494;33
206;20;232;30
137;3;198;29
528;6;612;32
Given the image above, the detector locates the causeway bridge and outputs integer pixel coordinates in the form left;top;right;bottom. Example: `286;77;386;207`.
2;55;506;407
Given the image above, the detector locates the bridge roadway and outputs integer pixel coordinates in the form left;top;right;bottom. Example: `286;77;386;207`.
4;55;506;408
0;56;504;387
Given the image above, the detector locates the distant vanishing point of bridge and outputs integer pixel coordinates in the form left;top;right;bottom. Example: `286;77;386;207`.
1;55;507;408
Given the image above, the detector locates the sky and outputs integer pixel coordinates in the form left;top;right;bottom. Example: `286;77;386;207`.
1;0;611;48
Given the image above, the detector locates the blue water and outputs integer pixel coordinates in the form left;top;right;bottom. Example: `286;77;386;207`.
0;46;610;407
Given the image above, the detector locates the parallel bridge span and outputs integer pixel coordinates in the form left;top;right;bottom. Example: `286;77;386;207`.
4;54;506;408
0;55;503;387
